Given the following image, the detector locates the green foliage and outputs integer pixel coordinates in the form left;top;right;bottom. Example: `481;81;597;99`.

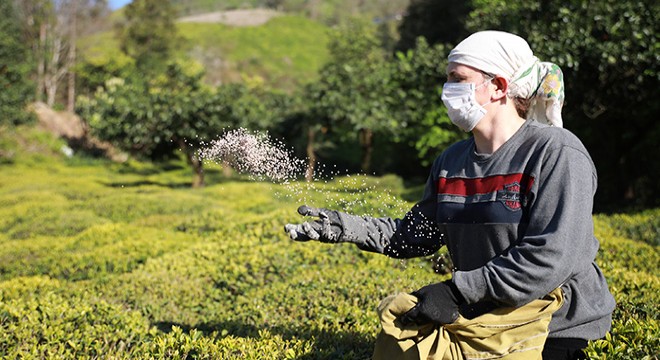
214;82;294;132
586;317;659;360
583;213;660;359
0;124;69;164
178;16;329;90
1;127;658;358
170;0;409;27
315;19;393;129
87;14;330;91
171;0;268;15
0;276;157;359
77;60;219;159
0;0;35;126
280;0;409;27
74;45;137;98
309;19;398;172
306;30;463;173
587;237;660;358
595;209;660;247
390;37;467;163
77;58;297;186
396;0;473;51
116;0;181;73
413;106;466;164
0;224;193;281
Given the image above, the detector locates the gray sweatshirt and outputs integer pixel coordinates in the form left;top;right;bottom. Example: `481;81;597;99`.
339;119;615;340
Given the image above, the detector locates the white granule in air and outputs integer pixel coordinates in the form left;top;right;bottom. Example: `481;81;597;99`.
196;127;433;285
197;128;307;183
197;127;411;216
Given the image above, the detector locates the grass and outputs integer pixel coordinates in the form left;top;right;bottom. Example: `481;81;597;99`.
77;14;329;91
178;15;329;90
0;126;658;358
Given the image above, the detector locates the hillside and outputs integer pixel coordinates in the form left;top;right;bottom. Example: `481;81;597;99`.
78;10;330;90
168;0;410;24
80;0;413;90
177;14;329;88
177;8;281;25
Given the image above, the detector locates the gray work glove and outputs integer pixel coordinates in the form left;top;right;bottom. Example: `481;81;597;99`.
284;205;345;243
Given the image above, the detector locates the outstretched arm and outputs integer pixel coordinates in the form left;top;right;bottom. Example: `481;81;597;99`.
284;175;444;258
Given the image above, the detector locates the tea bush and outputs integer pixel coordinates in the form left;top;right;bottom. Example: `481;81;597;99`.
595;209;660;247
0;276;157;358
0;128;658;358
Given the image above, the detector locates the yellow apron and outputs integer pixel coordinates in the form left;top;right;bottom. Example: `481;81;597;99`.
373;288;564;360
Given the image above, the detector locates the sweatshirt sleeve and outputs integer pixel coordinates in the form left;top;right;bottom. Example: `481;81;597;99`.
454;145;599;307
340;171;445;258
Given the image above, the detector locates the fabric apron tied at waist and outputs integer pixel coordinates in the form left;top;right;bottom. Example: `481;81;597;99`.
372;288;564;360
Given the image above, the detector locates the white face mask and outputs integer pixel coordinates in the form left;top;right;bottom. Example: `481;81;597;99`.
441;79;492;132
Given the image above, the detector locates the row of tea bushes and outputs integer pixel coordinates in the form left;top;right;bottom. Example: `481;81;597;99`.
0;128;657;358
595;209;660;246
585;217;659;359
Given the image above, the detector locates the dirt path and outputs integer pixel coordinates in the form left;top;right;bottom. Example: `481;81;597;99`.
177;8;281;26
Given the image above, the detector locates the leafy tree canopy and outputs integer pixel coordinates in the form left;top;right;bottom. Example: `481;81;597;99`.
116;0;181;73
77;59;293;186
396;0;473;51
0;1;35;125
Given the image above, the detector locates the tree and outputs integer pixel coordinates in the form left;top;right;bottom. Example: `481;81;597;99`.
304;21;467;176
75;54;137;98
280;83;333;181
65;0;109;111
466;0;659;210
12;0;49;103
66;0;77;112
396;0;473;51
310;19;397;173
0;0;35;125
78;60;226;187
117;0;180;73
78;60;293;187
12;0;108;109
390;37;467;165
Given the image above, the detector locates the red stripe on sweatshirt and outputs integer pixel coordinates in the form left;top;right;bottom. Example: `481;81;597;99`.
437;173;534;196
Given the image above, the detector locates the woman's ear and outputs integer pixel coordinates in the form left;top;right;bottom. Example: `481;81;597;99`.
491;76;509;101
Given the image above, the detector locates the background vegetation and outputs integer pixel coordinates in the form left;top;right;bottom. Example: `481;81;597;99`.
5;0;658;209
1;0;658;358
0;126;658;359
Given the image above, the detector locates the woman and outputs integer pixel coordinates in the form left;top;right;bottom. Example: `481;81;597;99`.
285;31;615;360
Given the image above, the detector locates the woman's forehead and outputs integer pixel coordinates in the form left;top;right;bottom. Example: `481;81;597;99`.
446;62;482;77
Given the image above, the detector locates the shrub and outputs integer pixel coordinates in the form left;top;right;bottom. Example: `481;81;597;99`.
0;276;156;359
595;209;660;246
1;146;658;358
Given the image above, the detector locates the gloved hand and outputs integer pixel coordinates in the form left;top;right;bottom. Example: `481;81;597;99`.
284;205;344;243
399;280;465;326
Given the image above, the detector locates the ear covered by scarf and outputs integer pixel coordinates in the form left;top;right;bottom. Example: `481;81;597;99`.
448;31;565;127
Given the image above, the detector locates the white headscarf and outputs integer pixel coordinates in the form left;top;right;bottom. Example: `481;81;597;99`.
448;31;564;127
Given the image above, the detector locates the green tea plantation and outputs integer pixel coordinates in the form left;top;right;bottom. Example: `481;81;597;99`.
1;126;658;359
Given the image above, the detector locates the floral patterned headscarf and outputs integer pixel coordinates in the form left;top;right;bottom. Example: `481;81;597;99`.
448;31;565;127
